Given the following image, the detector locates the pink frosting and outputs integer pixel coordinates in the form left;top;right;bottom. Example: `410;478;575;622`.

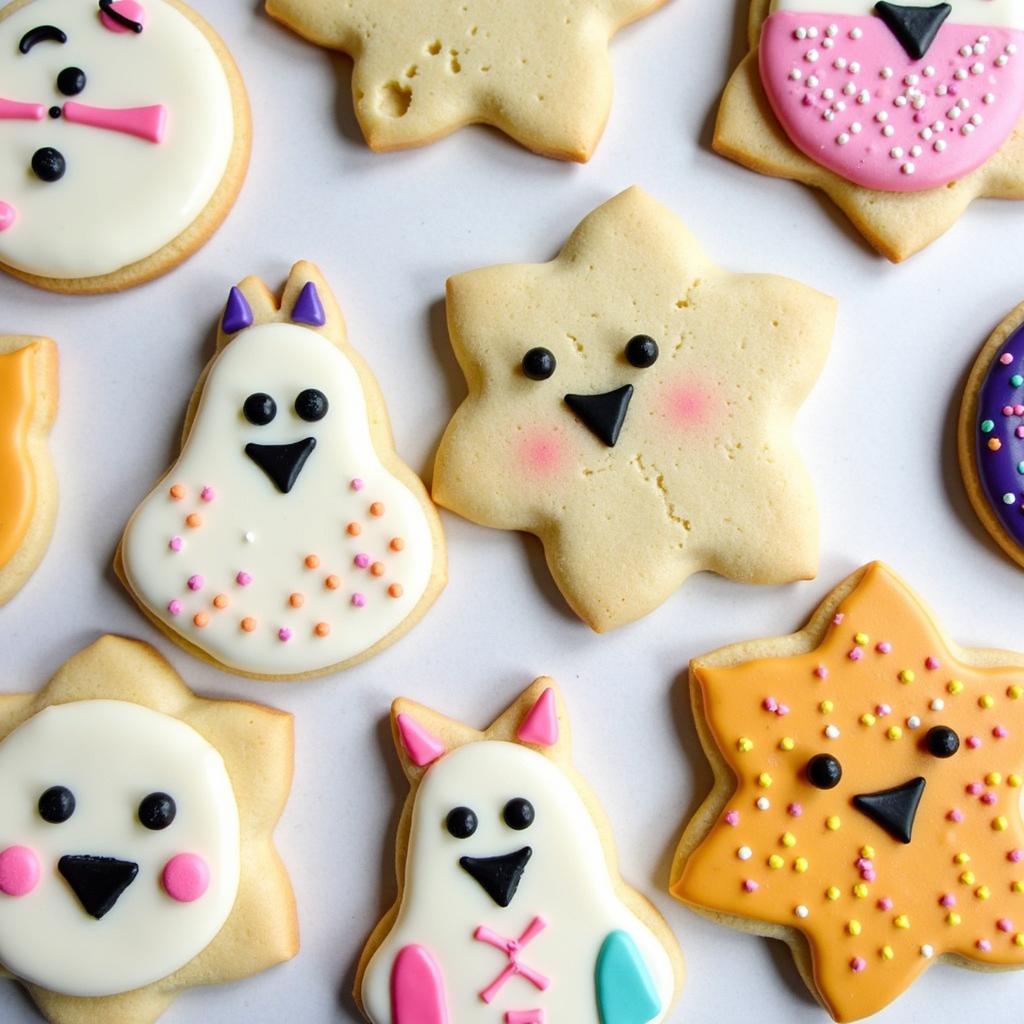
0;202;15;232
391;945;448;1023
760;12;1024;191
162;853;210;902
0;846;40;897
396;713;445;767
516;688;559;747
63;101;166;144
100;0;147;33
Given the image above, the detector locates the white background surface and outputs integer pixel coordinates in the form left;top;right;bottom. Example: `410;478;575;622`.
2;0;1024;1021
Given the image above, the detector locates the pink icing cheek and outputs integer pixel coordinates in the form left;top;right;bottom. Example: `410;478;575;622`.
0;845;40;896
100;0;146;32
0;202;15;232
516;430;570;476
663;380;714;430
162;853;210;903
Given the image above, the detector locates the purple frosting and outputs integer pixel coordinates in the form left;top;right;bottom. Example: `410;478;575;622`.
976;322;1024;550
291;282;326;327
222;286;253;334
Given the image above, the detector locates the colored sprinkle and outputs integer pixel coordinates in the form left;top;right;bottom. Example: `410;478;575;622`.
876;704;891;716
236;571;253;586
390;537;405;552
1010;850;1024;863
947;912;962;925
833;613;845;625
779;736;795;752
167;600;182;615
350;478;364;491
898;669;915;684
200;486;215;502
388;583;404;599
185;513;202;528
855;632;869;644
787;802;803;817
278;627;292;642
987;772;1003;786
940;893;956;907
979;694;995;709
999;918;1014;932
967;735;982;749
948;809;964;822
193;612;208;628
854;883;869;898
887;726;903;741
314;622;330;637
213;594;228;609
325;575;340;590
880;945;894;960
861;845;875;858
849;646;864;661
1010;775;1022;787
876;641;892;654
737;737;753;753
977;939;992;952
925;656;940;670
290;593;304;608
982;419;995;433
994;816;1010;831
724;810;740;827
794;857;809;873
737;846;752;860
371;561;385;576
949;680;965;694
827;887;841;901
989;438;1003;451
352;593;367;608
305;554;320;569
826;816;841;831
894;914;910;929
187;574;204;591
814;664;829;679
850;957;866;973
877;896;893;911
1009;685;1024;700
763;697;779;712
1013;374;1024;387
781;832;797;848
794;905;809;918
370;502;385;517
1001;354;1015;365
743;879;759;893
860;713;877;727
347;522;362;536
977;886;992;900
241;617;256;632
768;855;784;870
820;699;835;713
169;536;183;552
354;553;370;569
1006;493;1018;506
758;773;773;788
169;484;186;500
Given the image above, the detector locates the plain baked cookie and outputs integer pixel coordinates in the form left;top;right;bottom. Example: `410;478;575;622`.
356;677;685;1023
0;635;297;1024
433;186;835;632
959;298;1024;569
716;1;1024;262
0;0;250;293
117;261;446;681
264;0;668;161
0;335;57;607
671;561;1024;1022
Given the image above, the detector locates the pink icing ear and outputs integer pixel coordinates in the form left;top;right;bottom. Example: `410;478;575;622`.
0;846;40;897
396;713;445;767
99;0;146;34
162;853;210;902
517;688;558;747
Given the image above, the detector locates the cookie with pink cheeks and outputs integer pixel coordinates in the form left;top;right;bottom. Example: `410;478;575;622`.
433;187;834;632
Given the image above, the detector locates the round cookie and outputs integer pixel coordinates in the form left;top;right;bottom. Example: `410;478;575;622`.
0;635;297;1024
117;261;446;680
356;679;684;1023
0;0;250;293
959;299;1024;569
671;561;1024;1022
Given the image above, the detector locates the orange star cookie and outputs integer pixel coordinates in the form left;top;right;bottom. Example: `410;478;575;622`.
671;562;1024;1022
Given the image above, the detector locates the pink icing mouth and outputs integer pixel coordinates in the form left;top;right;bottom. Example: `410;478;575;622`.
759;12;1024;191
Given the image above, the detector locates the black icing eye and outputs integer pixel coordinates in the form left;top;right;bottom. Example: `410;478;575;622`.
38;786;75;824
138;792;176;830
503;797;535;831
295;388;328;422
625;334;659;368
925;725;960;758
31;147;65;183
243;392;276;425
806;754;843;790
521;348;556;381
446;806;477;839
57;67;86;96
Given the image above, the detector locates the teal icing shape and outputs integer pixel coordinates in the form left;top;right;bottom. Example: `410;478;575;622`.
595;929;662;1024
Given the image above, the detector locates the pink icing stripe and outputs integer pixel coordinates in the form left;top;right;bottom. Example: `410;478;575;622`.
62;101;166;143
0;98;45;121
505;1013;544;1024
391;945;448;1024
516;687;559;747
395;713;445;767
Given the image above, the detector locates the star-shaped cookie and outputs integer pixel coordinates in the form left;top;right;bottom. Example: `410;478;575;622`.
717;1;1024;262
432;187;835;632
265;0;667;160
671;562;1024;1022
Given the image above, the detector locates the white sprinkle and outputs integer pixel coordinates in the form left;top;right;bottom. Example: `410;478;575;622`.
974;43;987;55
959;97;970;109
756;797;770;810
924;65;935;77
932;120;945;131
934;139;947;152
822;87;835;100
795;905;810;919
822;36;834;48
825;724;840;739
822;109;835;121
921;945;934;959
807;25;818;38
738;846;753;861
789;68;803;80
948;106;962;119
894;95;908;106
902;162;916;175
883;124;895;137
836;132;850;145
955;68;968;79
806;48;820;62
826;23;838;37
881;66;893;79
920;127;933;140
844;82;856;95
904;73;919;86
850;61;861;73
890;146;904;158
835;100;846;112
961;44;973;57
937;84;948;95
971;62;984;75
910;145;922;157
875;110;889;123
980;34;991;44
851;122;862;134
835;57;847;70
962;123;975;135
857;89;870;104
997;53;1010;66
1008;43;1017;55
984;93;996;104
971;113;983;125
807;75;820;88
907;715;922;729
931;698;945;711
244;531;256;543
795;26;807;40
913;95;926;110
850;26;862;39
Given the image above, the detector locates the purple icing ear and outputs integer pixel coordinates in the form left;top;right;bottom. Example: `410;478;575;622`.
291;282;326;327
222;287;253;334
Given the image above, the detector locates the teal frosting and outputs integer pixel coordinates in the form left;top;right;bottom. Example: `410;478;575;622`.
595;929;662;1024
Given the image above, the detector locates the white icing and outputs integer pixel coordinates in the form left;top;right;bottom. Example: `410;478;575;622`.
122;322;437;677
361;741;675;1022
0;0;235;279
770;0;1024;27
0;700;240;997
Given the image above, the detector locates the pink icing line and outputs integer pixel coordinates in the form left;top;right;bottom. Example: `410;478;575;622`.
63;101;166;144
0;98;44;121
475;917;549;1004
506;1013;544;1024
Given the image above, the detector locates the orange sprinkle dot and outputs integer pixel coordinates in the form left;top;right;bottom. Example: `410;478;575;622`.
347;522;362;536
314;622;330;637
305;554;320;569
289;593;304;608
193;611;209;628
241;617;257;632
213;594;229;610
390;537;405;552
169;484;186;500
185;513;202;528
371;561;385;577
989;438;1003;452
388;583;404;599
370;502;385;517
325;575;340;590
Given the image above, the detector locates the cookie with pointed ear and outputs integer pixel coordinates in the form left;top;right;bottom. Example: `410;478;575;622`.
0;0;250;293
116;261;446;681
356;678;685;1023
0;335;57;606
0;634;297;1024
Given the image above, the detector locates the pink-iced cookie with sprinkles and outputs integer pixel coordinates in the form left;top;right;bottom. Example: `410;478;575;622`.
716;1;1024;261
959;298;1024;570
117;261;446;680
672;561;1024;1021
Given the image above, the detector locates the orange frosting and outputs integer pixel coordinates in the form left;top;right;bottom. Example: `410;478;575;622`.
0;344;40;570
673;563;1024;1022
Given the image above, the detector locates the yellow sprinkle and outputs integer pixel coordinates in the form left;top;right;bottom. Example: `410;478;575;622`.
768;855;785;870
979;694;995;709
854;883;869;899
880;945;894;961
894;914;910;929
887;726;903;741
860;845;875;859
1016;933;1024;947
794;857;809;873
758;772;773;788
819;700;834;714
737;737;754;752
987;772;1003;786
1013;881;1024;894
899;669;915;684
948;679;964;695
954;852;971;865
976;886;991;900
960;871;976;886
946;912;962;926
994;816;1009;832
826;816;841;831
1010;775;1022;788
779;737;795;752
855;632;869;645
860;713;877;727
1008;685;1023;700
781;832;797;848
847;920;862;936
826;886;841;901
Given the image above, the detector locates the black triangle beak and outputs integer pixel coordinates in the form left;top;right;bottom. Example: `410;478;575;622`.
58;855;139;919
564;385;634;447
459;846;532;907
244;437;316;493
853;777;926;844
874;2;951;60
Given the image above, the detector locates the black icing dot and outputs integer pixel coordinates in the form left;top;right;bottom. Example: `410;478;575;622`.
625;334;659;368
806;753;843;790
446;806;477;839
48;106;61;120
38;786;75;824
521;347;556;381
925;725;960;759
243;392;276;426
57;67;86;97
295;388;328;422
138;792;176;830
31;147;65;183
503;797;535;831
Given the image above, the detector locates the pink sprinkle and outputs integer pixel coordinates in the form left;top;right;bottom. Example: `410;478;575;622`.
167;600;182;615
814;664;829;680
278;627;292;642
967;735;982;749
998;918;1013;933
948;809;964;823
850;957;866;973
994;725;1008;739
1004;405;1015;416
1001;353;1015;365
787;803;803;817
1016;405;1024;416
925;656;940;670
967;782;984;796
833;613;845;625
724;810;740;827
168;536;183;552
977;939;992;952
0;846;40;897
877;897;893;911
162;852;210;902
940;893;956;908
200;486;215;502
352;593;366;608
876;704;891;717
763;697;779;712
354;553;370;569
776;704;790;716
236;571;252;586
187;574;204;591
350;478;365;491
982;792;998;805
1018;426;1024;439
849;646;864;661
856;858;872;871
1009;850;1024;863
876;641;892;654
743;879;759;893
862;869;877;882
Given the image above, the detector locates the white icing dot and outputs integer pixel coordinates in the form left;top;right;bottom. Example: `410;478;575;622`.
971;113;983;125
974;43;987;55
924;65;935;77
822;37;834;48
894;95;908;107
980;35;991;45
913;95;926;110
955;68;968;80
795;905;810;918
808;75;820;88
937;83;948;95
244;531;256;543
850;26;862;39
825;724;840;739
835;101;846;112
807;25;818;38
790;68;803;80
921;945;934;959
826;23;838;37
962;123;975;135
822;109;835;121
920;127;933;140
997;53;1010;66
971;62;984;75
907;715;921;729
933;120;945;131
890;146;904;158
756;797;770;810
948;106;962;119
961;45;974;57
806;49;820;62
881;66;893;79
883;124;895;137
1008;43;1017;55
850;61;861;73
795;26;807;39
875;110;889;122
959;97;970;109
904;73;918;86
931;698;945;711
834;57;848;70
843;82;856;95
738;846;753;861
984;93;996;104
851;122;862;134
902;162;916;175
934;139;947;152
836;132;850;145
823;87;835;100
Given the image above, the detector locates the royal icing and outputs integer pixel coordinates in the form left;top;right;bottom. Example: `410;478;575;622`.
121;275;440;678
0;342;42;571
672;562;1024;1021
0;699;240;998
0;0;235;279
759;0;1024;190
361;687;677;1023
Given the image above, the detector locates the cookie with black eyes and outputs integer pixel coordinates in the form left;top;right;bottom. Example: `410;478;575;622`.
117;261;446;680
0;634;296;1023
0;0;250;293
356;678;684;1023
434;187;834;632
